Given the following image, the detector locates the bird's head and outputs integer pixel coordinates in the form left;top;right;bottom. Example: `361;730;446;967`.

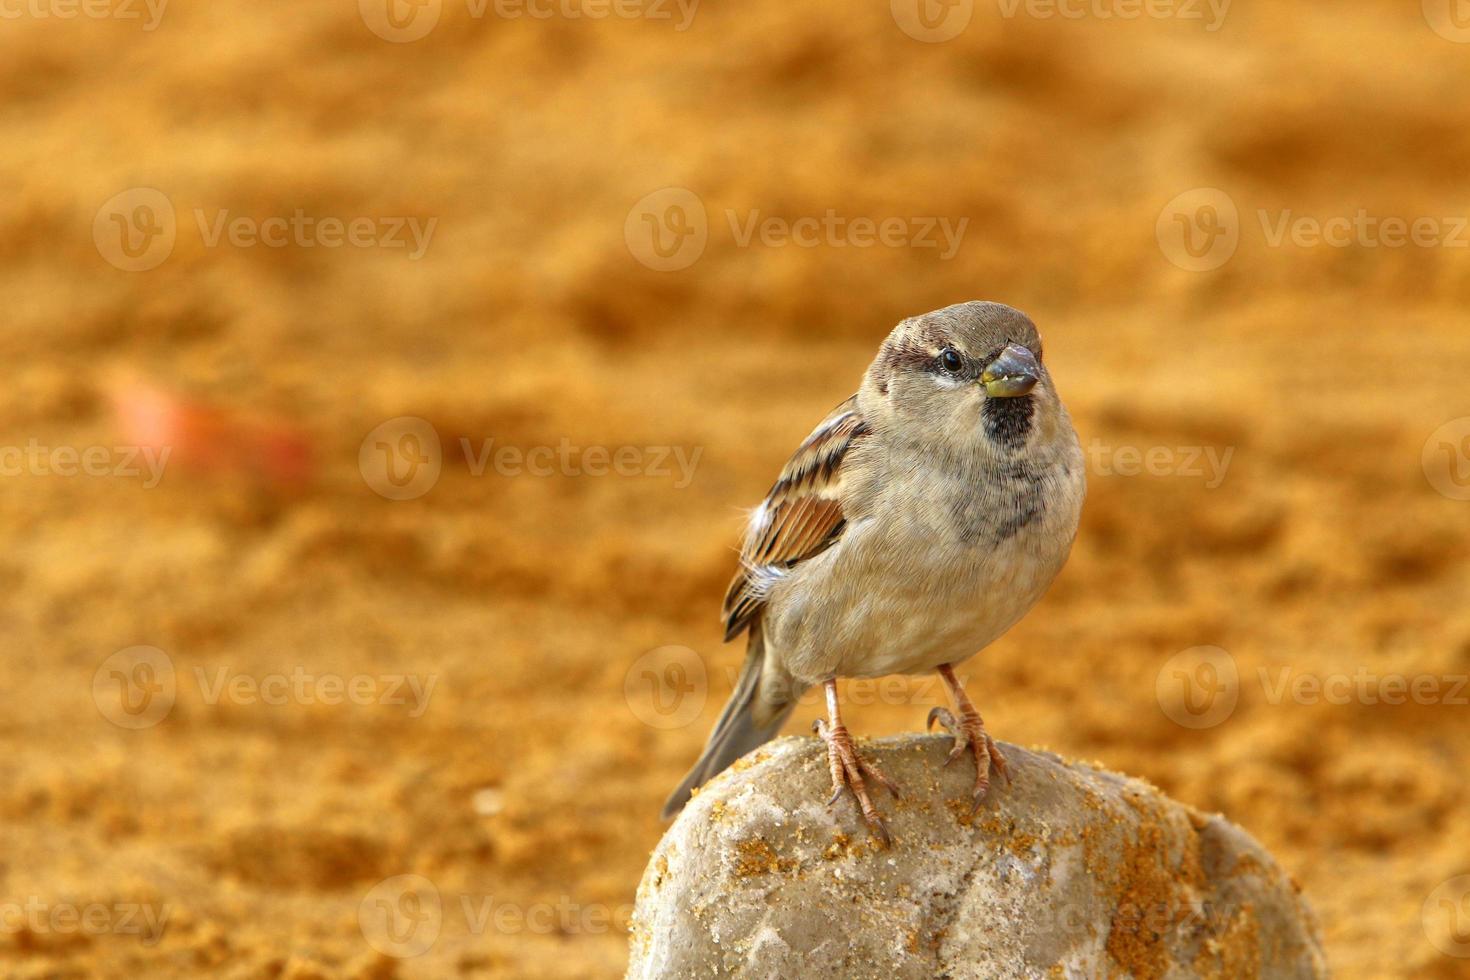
860;301;1068;459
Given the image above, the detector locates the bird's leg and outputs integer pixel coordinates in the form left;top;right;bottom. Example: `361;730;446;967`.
927;663;1010;811
813;678;900;846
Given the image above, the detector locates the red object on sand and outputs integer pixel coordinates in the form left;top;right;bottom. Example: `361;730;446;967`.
112;382;315;491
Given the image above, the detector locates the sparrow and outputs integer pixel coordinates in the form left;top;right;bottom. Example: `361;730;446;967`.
662;301;1086;843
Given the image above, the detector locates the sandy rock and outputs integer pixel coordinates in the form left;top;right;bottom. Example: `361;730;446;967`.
629;735;1327;979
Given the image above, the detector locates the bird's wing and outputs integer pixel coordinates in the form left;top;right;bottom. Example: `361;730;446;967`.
721;395;870;642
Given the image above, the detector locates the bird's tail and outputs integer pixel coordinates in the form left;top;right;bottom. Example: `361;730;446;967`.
661;625;801;819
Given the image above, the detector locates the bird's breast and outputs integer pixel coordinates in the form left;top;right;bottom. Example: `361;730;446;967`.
765;437;1084;683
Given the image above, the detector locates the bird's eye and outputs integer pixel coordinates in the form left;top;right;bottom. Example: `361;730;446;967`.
939;349;963;373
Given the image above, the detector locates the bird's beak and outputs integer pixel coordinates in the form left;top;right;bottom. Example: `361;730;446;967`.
981;343;1040;398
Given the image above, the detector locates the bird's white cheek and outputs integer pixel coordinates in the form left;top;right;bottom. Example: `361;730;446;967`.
931;373;970;392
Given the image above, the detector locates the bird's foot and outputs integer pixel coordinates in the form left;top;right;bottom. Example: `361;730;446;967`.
927;705;1010;812
813;718;900;847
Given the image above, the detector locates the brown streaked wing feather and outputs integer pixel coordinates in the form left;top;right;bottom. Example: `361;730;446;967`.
722;396;869;641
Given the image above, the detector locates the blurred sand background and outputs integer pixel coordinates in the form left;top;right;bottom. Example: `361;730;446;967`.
2;0;1470;976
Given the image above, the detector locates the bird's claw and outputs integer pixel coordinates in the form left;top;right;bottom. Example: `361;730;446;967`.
926;707;971;766
927;705;1009;812
814;718;899;847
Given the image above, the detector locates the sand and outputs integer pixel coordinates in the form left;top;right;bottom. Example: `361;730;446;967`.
2;1;1469;976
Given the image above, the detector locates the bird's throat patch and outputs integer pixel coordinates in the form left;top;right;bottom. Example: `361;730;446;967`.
983;395;1035;451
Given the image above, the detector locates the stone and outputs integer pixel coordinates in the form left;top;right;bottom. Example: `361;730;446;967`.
628;735;1327;979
